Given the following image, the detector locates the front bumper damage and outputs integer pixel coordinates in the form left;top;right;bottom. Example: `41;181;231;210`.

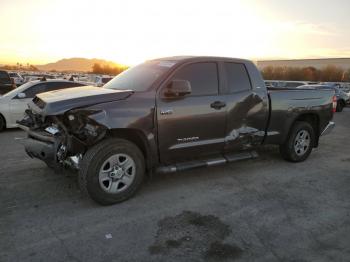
18;108;107;169
22;137;55;162
18;124;83;169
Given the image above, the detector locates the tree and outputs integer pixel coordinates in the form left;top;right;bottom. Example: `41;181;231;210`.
260;65;349;82
91;63;128;75
301;67;319;81
261;66;274;80
92;63;103;74
342;69;350;82
29;65;39;71
320;65;344;82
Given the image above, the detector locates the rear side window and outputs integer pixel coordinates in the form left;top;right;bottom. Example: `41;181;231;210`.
171;62;218;96
224;63;251;93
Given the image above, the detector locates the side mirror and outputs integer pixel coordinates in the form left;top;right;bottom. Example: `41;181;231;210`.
17;92;26;99
164;79;191;98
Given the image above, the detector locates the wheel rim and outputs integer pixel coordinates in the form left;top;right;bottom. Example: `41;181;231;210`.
99;153;136;193
294;130;311;156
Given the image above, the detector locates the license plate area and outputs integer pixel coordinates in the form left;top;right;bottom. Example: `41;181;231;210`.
45;126;59;135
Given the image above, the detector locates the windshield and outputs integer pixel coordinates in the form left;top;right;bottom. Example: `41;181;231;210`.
104;60;175;92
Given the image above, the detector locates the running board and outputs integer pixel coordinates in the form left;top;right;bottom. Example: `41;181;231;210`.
156;151;258;174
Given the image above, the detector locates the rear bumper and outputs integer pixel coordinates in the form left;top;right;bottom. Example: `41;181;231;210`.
321;121;335;136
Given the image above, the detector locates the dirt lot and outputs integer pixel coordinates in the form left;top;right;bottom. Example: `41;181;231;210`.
1;109;349;262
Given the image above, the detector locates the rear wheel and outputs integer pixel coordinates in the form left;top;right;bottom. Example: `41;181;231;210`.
280;121;315;162
0;115;5;132
79;138;145;205
336;100;344;112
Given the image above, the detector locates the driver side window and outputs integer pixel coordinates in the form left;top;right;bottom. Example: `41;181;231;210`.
169;62;219;96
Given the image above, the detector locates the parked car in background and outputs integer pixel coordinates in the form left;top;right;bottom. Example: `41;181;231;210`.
0;70;16;95
264;80;318;88
8;72;24;86
340;87;350;102
264;80;283;88
0;79;87;131
22;74;56;83
86;75;114;87
284;81;318;88
18;56;336;205
297;84;349;112
96;76;113;87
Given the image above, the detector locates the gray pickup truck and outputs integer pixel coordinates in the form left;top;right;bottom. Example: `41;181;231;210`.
18;56;336;205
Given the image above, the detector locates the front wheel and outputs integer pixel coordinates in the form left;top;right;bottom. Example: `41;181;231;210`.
0;115;5;132
79;138;145;205
279;121;315;162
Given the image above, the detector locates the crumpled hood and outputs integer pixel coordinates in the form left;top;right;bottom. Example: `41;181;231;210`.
29;85;133;116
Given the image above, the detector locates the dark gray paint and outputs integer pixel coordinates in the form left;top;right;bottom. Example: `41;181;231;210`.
20;56;335;169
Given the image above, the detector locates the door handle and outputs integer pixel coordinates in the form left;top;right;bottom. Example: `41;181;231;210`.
210;101;226;110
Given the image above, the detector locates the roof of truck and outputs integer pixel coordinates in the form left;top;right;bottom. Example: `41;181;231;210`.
153;56;251;64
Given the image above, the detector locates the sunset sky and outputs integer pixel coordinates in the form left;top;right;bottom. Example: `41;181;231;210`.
0;0;349;66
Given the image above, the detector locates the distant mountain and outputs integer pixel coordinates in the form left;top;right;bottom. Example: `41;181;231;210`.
36;58;120;72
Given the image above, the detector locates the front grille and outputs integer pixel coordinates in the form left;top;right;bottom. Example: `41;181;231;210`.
33;96;46;109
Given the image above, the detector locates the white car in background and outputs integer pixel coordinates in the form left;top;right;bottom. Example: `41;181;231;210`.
264;80;318;88
87;75;114;87
8;72;24;86
0;79;87;131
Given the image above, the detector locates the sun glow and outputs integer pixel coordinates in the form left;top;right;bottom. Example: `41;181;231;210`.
0;0;349;66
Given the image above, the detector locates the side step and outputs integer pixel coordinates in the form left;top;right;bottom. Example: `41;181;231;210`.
156;151;258;174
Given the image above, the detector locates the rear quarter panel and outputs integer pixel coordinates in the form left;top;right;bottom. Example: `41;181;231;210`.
265;89;334;145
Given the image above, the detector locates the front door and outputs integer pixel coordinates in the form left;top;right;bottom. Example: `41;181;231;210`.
157;62;227;163
9;97;32;125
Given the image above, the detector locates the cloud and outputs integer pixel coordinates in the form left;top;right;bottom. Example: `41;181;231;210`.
275;21;336;36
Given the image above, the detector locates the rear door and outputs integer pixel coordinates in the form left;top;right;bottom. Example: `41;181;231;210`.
157;62;227;163
222;62;269;151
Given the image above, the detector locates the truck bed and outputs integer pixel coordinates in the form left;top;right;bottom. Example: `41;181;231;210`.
265;88;335;145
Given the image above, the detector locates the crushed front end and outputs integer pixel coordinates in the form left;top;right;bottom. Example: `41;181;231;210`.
18;104;107;169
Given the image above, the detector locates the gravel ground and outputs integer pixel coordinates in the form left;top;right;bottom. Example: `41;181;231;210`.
1;109;349;262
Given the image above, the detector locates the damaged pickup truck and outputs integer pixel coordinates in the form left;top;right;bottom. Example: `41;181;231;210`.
18;56;336;205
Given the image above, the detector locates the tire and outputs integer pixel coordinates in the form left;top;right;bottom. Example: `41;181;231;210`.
79;138;145;205
0;115;5;132
279;121;315;162
336;100;344;112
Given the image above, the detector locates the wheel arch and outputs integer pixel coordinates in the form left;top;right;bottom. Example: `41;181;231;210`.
338;99;345;105
289;113;320;147
107;128;157;171
0;112;6;130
